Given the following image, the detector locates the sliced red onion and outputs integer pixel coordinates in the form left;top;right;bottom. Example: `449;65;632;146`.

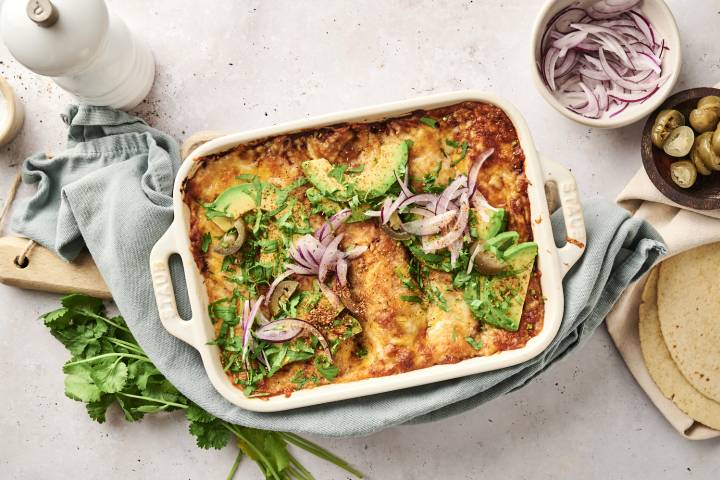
336;258;348;286
422;194;470;253
398;193;437;210
592;0;640;16
467;242;482;274
401;210;457;236
242;295;264;359
554;50;578;78
344;245;368;259
435;175;467;215
408;207;435;217
553;7;587;33
628;9;654;46
540;1;667;119
318;234;344;283
255;319;304;343
543;47;562;90
571;82;600;119
395;170;412;197
467;148;494;196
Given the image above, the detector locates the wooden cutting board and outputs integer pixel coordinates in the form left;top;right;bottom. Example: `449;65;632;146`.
0;131;222;299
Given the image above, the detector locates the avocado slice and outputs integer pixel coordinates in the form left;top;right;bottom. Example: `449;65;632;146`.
353;139;410;199
301;159;350;201
207;186;257;229
301;139;410;202
465;241;538;332
474;207;506;240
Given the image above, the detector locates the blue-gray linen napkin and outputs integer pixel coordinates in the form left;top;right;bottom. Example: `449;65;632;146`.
10;105;666;437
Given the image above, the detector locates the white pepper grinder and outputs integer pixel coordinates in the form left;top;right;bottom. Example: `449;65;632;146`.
0;0;155;110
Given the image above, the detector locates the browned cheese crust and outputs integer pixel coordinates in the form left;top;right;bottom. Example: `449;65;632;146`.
183;101;544;396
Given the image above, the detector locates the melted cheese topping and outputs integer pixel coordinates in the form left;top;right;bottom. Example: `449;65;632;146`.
184;101;544;396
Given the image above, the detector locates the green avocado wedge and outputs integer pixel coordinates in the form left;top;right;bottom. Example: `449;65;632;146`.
474;207;506;240
205;186;257;230
301;139;410;202
464;241;538;332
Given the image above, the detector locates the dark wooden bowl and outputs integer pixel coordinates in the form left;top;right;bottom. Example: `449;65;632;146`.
641;87;720;210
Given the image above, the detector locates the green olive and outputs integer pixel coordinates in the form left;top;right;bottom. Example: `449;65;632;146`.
651;109;685;149
712;125;720;155
662;126;695;157
697;96;720;116
670;161;698;189
213;218;246;255
689;108;719;133
697;132;720;171
269;280;300;316
470;241;506;275
691;135;712;176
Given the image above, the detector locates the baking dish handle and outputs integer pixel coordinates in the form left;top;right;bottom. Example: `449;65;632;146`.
541;157;586;278
149;223;197;347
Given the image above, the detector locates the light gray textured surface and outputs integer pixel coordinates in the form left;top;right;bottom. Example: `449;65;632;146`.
1;0;719;479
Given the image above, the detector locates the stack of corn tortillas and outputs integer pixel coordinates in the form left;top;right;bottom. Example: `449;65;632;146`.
639;243;720;431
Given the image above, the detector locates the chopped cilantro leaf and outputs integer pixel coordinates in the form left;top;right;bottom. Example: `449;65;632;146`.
200;232;212;253
314;357;339;381
328;164;348;182
445;139;459;148
466;336;483;350
420;116;438;128
346;164;365;173
400;295;422;303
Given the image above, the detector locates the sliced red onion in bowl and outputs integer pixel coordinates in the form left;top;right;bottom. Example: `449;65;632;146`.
539;0;667;120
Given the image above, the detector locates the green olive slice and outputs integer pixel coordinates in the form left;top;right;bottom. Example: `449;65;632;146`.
662;126;695;157
470;241;506;275
268;280;300;317
689;108;719;134
692;141;712;176
213;218;246;255
697;132;720;171
651;109;685;149
670;161;697;189
712;126;720;155
697;96;720;116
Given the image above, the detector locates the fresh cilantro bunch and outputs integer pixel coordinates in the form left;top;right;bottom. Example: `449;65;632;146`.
41;294;362;480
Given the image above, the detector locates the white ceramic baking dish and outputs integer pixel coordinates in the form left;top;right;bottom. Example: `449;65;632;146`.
149;91;586;412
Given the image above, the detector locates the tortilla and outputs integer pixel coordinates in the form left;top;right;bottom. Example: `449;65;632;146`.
657;243;720;403
640;268;720;430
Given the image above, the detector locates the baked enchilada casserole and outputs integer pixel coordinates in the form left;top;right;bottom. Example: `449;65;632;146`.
183;101;544;398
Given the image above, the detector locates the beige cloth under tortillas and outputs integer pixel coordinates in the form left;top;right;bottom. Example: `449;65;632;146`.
607;168;720;440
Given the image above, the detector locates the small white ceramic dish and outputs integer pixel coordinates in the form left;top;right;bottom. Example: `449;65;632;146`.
0;75;24;146
149;91;587;412
530;0;681;129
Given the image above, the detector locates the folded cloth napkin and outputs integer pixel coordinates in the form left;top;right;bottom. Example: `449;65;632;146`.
11;105;666;437
607;168;720;441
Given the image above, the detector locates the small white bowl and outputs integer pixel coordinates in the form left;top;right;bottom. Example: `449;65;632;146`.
530;0;681;129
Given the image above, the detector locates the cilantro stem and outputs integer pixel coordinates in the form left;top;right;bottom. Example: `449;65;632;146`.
226;448;243;480
63;352;151;367
116;392;189;409
223;424;282;480
289;456;314;480
106;337;145;355
282;432;364;478
79;309;131;333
